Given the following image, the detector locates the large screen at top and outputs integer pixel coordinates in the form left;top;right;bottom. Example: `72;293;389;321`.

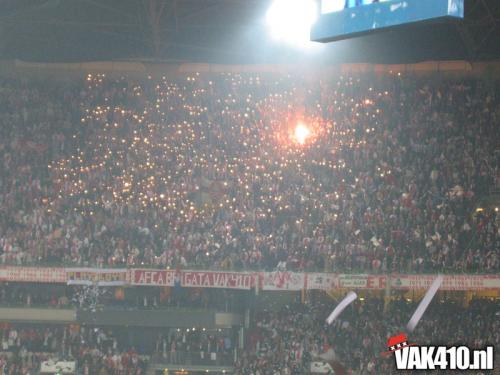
321;0;392;14
312;0;464;42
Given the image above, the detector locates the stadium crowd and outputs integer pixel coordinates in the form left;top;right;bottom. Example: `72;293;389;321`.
237;296;500;375
0;72;498;273
0;324;147;375
0;294;496;374
0;283;243;313
154;328;234;366
0;320;235;374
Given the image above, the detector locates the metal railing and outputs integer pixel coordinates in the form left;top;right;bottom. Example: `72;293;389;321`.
151;351;234;367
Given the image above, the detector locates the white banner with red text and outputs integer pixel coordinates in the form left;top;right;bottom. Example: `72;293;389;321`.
390;274;500;291
0;266;67;283
260;271;306;291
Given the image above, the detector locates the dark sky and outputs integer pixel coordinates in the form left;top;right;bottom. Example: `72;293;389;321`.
0;0;498;63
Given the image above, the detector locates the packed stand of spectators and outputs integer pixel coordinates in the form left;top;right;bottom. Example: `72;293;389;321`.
0;283;245;312
0;284;72;308
0;295;497;374
89;284;244;312
237;295;500;375
0;322;234;374
154;328;234;366
0;73;498;272
0;324;147;375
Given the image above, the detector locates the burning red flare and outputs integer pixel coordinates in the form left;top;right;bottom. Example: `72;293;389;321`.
294;123;310;145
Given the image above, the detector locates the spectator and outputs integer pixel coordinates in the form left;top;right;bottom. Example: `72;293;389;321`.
0;74;497;273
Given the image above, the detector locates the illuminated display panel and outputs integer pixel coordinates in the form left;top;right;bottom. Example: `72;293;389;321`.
321;0;392;14
312;0;464;42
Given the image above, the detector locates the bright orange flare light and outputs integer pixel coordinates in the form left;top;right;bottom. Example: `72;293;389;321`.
294;123;311;145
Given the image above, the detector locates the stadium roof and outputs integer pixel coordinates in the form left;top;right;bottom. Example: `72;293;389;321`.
0;0;499;64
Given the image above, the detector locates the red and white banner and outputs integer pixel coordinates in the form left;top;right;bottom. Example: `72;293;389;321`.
182;271;254;289
132;269;177;286
391;274;500;291
131;269;255;289
0;266;66;283
0;266;498;291
306;273;338;290
66;268;127;286
334;274;387;290
261;271;305;291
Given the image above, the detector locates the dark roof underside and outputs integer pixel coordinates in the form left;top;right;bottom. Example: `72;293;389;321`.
0;0;499;64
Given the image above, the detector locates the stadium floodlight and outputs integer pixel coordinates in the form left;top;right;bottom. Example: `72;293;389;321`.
266;0;319;48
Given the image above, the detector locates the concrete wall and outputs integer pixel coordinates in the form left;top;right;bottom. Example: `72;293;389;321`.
0;307;242;328
77;309;242;328
0;308;76;323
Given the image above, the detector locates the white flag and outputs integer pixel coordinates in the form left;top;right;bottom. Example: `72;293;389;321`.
406;275;443;332
326;291;357;325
